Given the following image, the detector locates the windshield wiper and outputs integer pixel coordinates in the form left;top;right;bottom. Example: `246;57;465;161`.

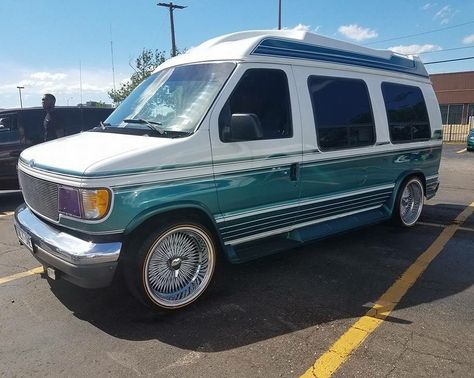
100;121;111;129
123;118;165;135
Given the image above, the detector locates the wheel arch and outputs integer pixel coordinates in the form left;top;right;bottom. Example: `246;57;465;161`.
121;201;227;260
386;170;427;214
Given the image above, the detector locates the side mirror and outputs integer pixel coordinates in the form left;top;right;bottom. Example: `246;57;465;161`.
229;113;263;142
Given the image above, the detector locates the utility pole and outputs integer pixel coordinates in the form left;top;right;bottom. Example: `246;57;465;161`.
157;2;187;57
16;86;24;109
278;0;282;30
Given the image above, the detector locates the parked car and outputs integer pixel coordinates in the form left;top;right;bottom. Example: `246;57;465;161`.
467;128;474;151
14;30;442;312
0;106;113;189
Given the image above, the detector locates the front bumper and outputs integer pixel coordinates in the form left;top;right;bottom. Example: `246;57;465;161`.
14;204;122;288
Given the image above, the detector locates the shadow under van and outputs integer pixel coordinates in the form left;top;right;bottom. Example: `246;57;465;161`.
0;106;114;189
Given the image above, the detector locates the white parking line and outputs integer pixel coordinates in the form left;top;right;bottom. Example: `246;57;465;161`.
0;211;14;218
456;148;467;154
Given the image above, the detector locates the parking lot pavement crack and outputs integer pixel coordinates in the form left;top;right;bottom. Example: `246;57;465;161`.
106;352;144;377
383;331;412;378
405;347;471;366
0;249;18;257
410;331;465;350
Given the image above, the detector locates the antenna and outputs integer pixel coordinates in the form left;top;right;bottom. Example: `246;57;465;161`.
110;24;116;91
79;60;83;106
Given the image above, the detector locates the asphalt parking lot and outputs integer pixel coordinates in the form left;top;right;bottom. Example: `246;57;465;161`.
0;144;473;378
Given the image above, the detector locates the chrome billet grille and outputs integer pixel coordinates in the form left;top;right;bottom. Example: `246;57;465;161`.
18;170;59;221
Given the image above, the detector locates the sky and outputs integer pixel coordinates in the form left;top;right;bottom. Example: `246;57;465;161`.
1;0;474;109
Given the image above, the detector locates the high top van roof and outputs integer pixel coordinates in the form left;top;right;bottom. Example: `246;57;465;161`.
157;30;428;78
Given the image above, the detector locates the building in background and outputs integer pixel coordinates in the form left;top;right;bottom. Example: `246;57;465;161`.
430;71;474;125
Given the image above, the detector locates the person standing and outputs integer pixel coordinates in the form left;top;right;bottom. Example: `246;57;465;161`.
42;94;64;141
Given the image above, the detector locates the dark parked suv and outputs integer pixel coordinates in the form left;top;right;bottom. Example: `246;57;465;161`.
0;106;114;189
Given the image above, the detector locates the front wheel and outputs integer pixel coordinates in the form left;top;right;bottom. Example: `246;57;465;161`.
393;177;424;227
125;221;217;311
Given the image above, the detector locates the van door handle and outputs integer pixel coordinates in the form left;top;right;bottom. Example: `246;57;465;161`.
290;163;300;181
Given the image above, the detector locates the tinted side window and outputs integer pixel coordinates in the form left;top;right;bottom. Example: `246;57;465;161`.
308;76;375;150
0;114;19;144
219;69;292;142
18;110;43;144
58;108;83;135
382;82;431;143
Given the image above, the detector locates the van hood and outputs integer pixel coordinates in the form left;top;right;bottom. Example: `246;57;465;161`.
20;131;183;176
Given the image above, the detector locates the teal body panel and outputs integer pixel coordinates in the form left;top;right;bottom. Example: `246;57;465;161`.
215;145;441;245
59;176;221;234
300;146;440;199
213;163;299;216
58;145;441;264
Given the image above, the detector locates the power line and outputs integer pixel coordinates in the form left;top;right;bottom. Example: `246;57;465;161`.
363;20;474;46
424;56;474;65
419;45;474;55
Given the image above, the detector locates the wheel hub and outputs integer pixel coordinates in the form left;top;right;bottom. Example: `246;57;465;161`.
170;257;182;270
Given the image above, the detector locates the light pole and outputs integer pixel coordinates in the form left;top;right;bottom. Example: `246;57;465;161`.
157;2;187;57
17;86;24;109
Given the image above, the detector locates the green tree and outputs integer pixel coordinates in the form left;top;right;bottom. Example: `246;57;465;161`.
108;49;167;104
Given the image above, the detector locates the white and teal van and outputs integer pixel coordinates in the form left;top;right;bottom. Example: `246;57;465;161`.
14;30;442;311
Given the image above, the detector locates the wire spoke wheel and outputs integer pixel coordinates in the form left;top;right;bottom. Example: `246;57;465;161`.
143;225;215;309
399;179;424;226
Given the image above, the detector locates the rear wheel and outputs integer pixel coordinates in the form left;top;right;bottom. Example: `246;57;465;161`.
393;177;424;227
125;221;217;311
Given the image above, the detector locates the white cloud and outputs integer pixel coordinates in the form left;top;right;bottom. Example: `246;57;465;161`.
434;5;454;24
389;44;442;55
338;24;378;42
0;66;124;107
462;34;474;44
422;3;437;11
30;72;68;81
290;23;310;31
280;24;321;33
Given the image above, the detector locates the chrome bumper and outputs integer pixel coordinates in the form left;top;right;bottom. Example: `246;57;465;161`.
14;204;122;288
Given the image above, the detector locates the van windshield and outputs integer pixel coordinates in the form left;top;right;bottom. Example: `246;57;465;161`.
104;62;235;136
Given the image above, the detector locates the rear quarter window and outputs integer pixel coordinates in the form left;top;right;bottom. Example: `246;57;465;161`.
381;82;431;143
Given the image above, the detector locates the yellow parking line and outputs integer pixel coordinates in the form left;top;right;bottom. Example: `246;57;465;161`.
0;211;14;218
0;266;43;285
418;221;474;233
456;148;467;154
301;201;474;378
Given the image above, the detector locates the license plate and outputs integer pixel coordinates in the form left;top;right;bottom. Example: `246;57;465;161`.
16;225;33;251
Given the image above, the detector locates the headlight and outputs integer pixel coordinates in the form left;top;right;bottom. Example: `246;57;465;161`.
58;187;111;220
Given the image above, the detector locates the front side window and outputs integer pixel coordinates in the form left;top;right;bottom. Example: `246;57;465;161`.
105;62;235;137
382;82;431;143
219;69;292;142
308;76;375;150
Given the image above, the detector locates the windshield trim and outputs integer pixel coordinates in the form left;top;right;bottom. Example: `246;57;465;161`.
189;62;237;135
